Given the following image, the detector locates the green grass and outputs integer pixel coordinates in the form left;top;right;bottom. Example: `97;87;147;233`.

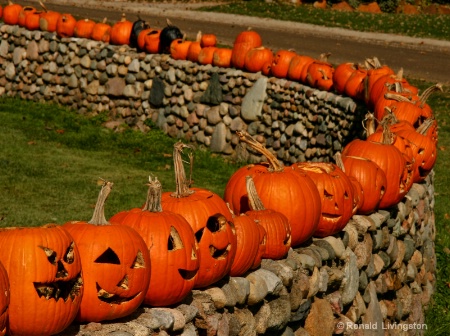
0;98;240;227
199;1;450;40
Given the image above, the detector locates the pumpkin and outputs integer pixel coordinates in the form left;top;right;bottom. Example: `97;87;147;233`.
2;0;23;25
213;47;233;68
231;29;263;69
74;18;96;39
244;46;274;73
56;13;77;38
293;162;354;237
224;131;322;247
139;29;161;54
186;31;203;63
245;176;291;259
271;49;297;79
0;261;9;336
91;18;111;43
161;142;237;288
17;5;36;27
64;180;151;322
201;33;217;47
159;19;183;54
0;224;83;335
38;1;61;32
335;152;387;215
363;56;395;105
228;206;266;277
287;54;314;82
342;128;413;209
251;223;267;270
306;53;335;91
110;177;199;307
24;9;43;31
333;62;367;100
170;36;192;60
110;13;133;46
197;46;217;65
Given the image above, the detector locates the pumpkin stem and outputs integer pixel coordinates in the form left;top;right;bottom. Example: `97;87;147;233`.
334;152;345;173
384;92;411;102
419;83;443;107
88;179;113;225
237;130;284;172
378;107;397;145
318;68;328;80
142;176;163;212
39;0;48;12
417;117;435;136
363;112;377;137
246;176;265;211
319;52;331;62
365;56;382;69
196;30;202;42
120;13;127;22
171;141;195;198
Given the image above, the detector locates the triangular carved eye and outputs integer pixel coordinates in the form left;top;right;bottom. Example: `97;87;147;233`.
131;251;145;269
324;189;334;199
63;242;75;264
39;246;57;265
95;248;120;265
168;226;184;251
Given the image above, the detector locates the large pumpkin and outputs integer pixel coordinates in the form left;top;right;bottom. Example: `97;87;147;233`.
224;131;322;247
110;177;199;307
231;29;262;69
161;142;237;288
0;224;83;335
0;261;9;336
64;181;151;322
294;162;354;237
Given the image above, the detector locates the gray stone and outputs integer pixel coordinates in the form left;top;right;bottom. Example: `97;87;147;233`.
361;282;384;336
149;77;165;107
304;298;335;336
241;77;267;122
340;248;359;305
200;72;223;105
210;122;227;153
106;77;125;96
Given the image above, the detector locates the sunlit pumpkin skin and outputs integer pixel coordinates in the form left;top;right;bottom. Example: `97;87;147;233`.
38;1;61;32
213;48;233;68
373;94;424;128
294;162;354;238
0;224;83;335
187;40;202;63
139;29;161;54
231;29;263;69
0;261;9;336
251;224;267;270
245;176;291;259
170;38;192;60
91;18;111;43
337;154;387;215
333;62;367;100
24;10;43;31
287;54;314;82
161;142;236;289
64;181;150;322
244;46;274;73
342;138;412;210
110;177;199;307
197;46;217;65
306;54;335;91
224;131;322;247
74;18;96;39
271;50;296;79
201;33;217;47
17;5;36;27
363;57;395;105
110;13;133;46
229;212;265;276
56;13;77;38
2;1;23;25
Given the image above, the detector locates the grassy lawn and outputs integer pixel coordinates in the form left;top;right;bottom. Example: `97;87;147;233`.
199;0;450;41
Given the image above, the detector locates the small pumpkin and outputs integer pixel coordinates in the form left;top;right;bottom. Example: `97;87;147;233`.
0;224;83;335
91;18;111;43
271;49;297;79
64;180;151;322
333;62;367;100
110;177;199;307
170;36;192;60
244;46;274;73
110;13;133;46
200;33;217;47
213;47;233;68
139;29;161;54
287;54;314;83
74;18;96;39
17;5;36;27
2;0;23;25
56;13;77;38
306;52;335;91
38;1;61;32
24;9;43;31
186;31;203;63
197;46;217;65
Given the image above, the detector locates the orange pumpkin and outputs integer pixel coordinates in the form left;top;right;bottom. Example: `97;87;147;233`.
91;18;112;43
244;46;274;73
271;49;296;79
74;18;96;39
139;29;161;54
287;54;315;82
110;13;133;46
213;48;233;68
231;29;262;69
200;33;217;47
24;9;43;31
56;13;77;38
197;46;217;65
0;261;9;336
186;31;203;63
38;1;61;32
2;0;23;25
17;5;35;27
306;53;335;91
170;37;192;60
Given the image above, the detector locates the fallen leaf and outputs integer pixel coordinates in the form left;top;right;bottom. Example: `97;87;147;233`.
443;247;450;255
56;129;65;134
27;141;36;145
445;213;450;220
164;164;171;171
439;146;446;151
163;153;172;158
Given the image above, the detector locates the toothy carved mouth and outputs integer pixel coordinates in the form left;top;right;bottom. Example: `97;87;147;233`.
178;269;198;280
96;283;141;304
34;273;83;301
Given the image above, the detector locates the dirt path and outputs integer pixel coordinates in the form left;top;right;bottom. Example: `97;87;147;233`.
12;0;450;84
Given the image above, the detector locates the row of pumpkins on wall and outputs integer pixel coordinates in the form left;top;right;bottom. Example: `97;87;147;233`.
0;1;443;335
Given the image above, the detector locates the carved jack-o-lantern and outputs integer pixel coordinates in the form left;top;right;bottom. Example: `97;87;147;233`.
161;142;237;288
0;260;9;336
0;224;83;335
64;181;151;322
110;177;199;307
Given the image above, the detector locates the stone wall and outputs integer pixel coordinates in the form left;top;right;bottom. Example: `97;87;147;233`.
0;24;362;165
0;24;436;336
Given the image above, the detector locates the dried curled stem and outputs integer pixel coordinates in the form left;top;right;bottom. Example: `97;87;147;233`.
171;141;195;198
246;175;265;211
88;179;113;225
142;176;163;212
237;130;284;172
